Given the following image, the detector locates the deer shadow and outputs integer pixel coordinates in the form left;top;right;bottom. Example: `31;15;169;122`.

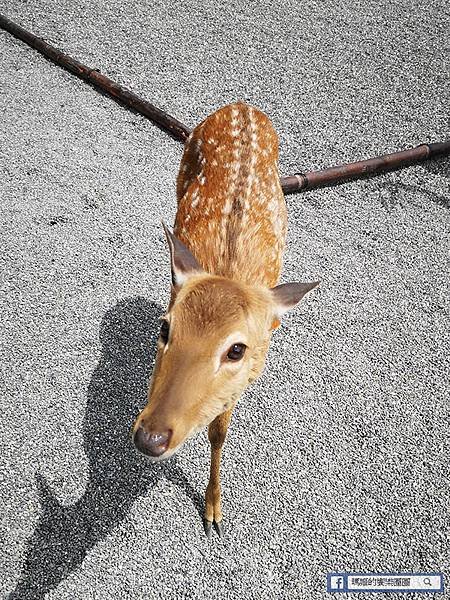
9;297;203;600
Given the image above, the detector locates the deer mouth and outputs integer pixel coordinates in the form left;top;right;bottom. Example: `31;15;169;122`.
141;446;179;463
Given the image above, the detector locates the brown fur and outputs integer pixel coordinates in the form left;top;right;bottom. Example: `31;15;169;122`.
133;102;317;534
137;274;273;452
174;101;286;286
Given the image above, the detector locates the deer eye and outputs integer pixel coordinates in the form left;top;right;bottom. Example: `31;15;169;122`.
226;343;246;361
160;320;170;344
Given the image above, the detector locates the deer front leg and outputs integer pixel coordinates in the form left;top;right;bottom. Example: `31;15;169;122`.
203;407;233;539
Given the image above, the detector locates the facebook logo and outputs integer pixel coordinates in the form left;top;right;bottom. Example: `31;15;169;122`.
328;576;345;591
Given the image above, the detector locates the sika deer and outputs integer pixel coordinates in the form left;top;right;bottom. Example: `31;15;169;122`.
133;101;318;537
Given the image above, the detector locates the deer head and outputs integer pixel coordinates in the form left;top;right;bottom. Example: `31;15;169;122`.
132;225;318;461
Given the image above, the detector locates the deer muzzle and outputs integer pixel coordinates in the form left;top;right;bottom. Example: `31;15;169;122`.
133;426;172;458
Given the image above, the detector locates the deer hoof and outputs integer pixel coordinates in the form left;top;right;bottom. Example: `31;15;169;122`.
203;518;213;539
214;519;224;537
203;518;224;538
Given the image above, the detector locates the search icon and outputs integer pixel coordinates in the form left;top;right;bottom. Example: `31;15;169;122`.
423;577;432;586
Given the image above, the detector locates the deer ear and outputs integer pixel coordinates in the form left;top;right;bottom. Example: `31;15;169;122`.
270;281;319;319
162;222;204;286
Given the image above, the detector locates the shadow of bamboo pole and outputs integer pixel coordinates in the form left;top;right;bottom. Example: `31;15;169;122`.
1;13;449;195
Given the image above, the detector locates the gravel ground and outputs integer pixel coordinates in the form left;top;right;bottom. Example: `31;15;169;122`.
1;1;449;599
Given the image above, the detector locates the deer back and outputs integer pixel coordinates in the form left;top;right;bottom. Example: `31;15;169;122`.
174;102;287;288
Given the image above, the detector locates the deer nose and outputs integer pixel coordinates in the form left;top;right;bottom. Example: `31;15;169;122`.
134;426;171;457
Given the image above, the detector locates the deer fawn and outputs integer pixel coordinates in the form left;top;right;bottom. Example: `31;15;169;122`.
133;101;318;537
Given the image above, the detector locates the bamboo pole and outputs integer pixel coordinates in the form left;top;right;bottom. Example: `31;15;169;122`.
1;13;448;195
0;14;190;142
281;142;450;193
